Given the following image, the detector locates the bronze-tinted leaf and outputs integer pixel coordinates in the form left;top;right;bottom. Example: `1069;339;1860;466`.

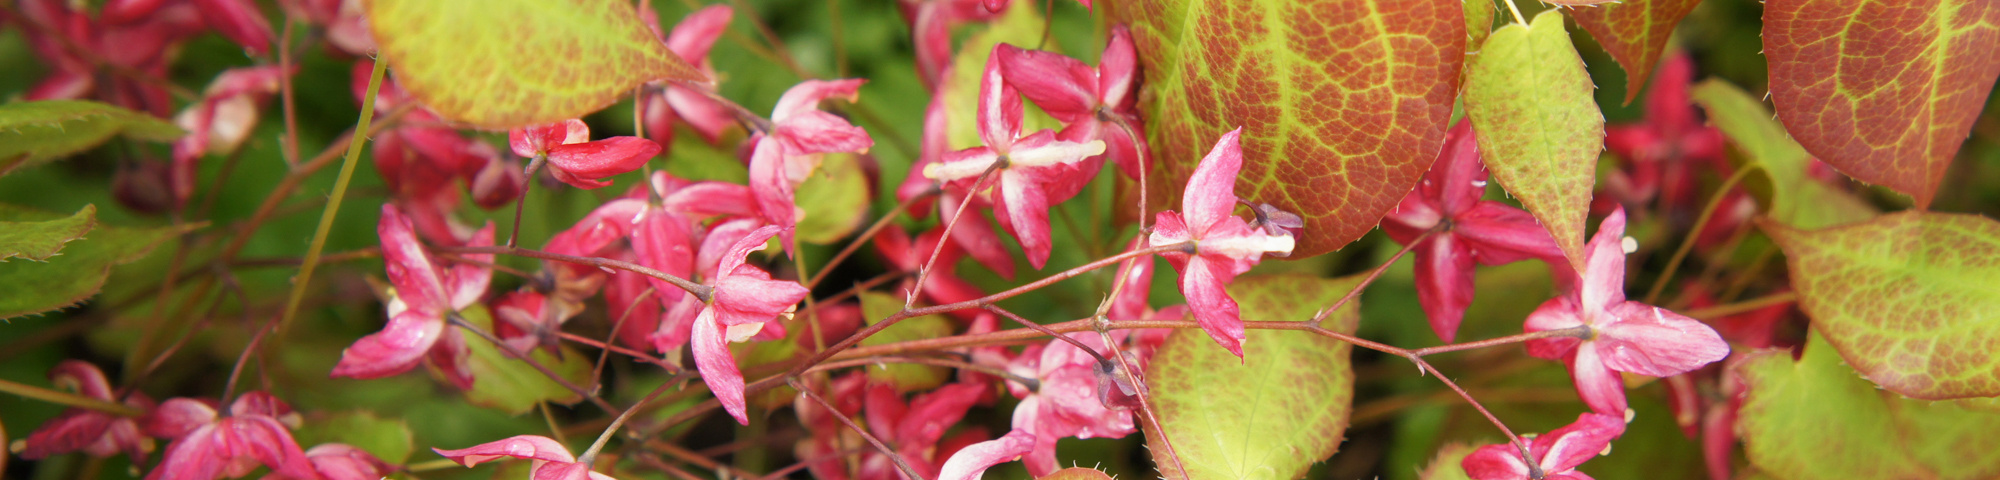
1570;0;1705;103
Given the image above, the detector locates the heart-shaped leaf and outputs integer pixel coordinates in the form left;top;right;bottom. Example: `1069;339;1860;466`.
0;204;95;262
0;100;182;176
1736;331;2000;479
1109;0;1464;258
1464;11;1604;273
1763;0;2000;207
365;0;707;129
1762;211;2000;399
1688;79;1875;229
1570;0;1704;103
1145;274;1358;480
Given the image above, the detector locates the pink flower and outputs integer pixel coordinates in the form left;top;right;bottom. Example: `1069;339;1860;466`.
1461;413;1626;480
141;392;317;480
922;53;1107;269
511;119;662;190
994;25;1147;178
940;332;1140;478
262;443;392;480
691;225;812;424
18;0;203;116
1147;128;1294;357
15;361;155;463
899;0;1001;90
640;5;738;150
746;79;874;243
1522;208;1731;415
433;435;617;480
1382;121;1570;343
331;204;494;389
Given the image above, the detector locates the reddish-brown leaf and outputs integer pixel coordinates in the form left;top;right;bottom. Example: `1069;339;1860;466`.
1570;0;1705;103
1109;0;1465;258
1763;0;2000;207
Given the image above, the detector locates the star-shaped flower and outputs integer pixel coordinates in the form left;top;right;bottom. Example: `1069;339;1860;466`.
1522;208;1731;415
1382;121;1569;343
141;392;317;480
331;204;493;389
1461;413;1626;480
746;79;874;246
994;25;1146;178
1147;128;1294;356
690;224;812;424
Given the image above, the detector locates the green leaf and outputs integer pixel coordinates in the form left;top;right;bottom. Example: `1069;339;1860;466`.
1569;0;1703;103
1464;10;1604;273
0;100;182;176
365;0;707;129
1762;0;2000;208
455;305;594;414
0;204;95;262
1108;0;1465;258
1762;211;2000;399
1037;468;1115;480
1417;443;1478;480
1145;274;1359;480
291;410;416;464
858;291;951;392
1688;79;1876;229
0;204;192;319
1736;331;2000;479
794;153;869;245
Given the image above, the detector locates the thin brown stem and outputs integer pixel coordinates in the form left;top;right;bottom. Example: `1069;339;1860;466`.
558;332;676;369
0;379;146;417
1681;291;1797;320
789;377;925;480
441;245;711;302
1409;326;1591;357
908;166;1001;310
278;19;301;167
216;102;415;262
986;305;1107;366
1310;229;1431;326
808;355;1034;387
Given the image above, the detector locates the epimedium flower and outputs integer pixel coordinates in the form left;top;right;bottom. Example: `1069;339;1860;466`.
746;79;875;246
939;332;1140;479
1147;128;1294;357
640;5;738;150
691;224;812;425
922;51;1107;270
433;435;617;480
852;381;992;479
510;119;663;190
1522;208;1731;415
140;392;317;480
331;204;494;389
1460;412;1626;480
994;25;1147;178
12;361;156;464
1381;120;1570;343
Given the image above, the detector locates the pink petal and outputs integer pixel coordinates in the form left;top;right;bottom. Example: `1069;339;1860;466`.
1180;128;1245;235
470;157;527;210
1149;210;1194;248
632;210;698;296
1645;54;1697;135
1579;208;1630;312
1414;235;1477;344
937;430;1035;480
912;5;952;90
975;52;1023;149
1429;120;1488;215
747;137;799;230
1595;302;1730;378
1455;202;1567;266
691;308;752;424
942;193;1018;279
659;179;759;219
17;410;116;459
695;218;763;280
193;0;274;55
604;270;664;349
1098;26;1136;110
667;86;737;142
714;274;809;326
997;169;1054;270
143;398;218;439
332;309;444;380
103;0;169;23
1567;344;1628;415
227;391;293;418
773;79;865;123
1523;294;1585;359
432;435;576;467
864;383;909;443
445;222;496;311
145;425;228;480
665;5;732;64
716;225;785;282
1460;442;1530;480
1536;413;1626;472
298;444;392;480
994;44;1097;122
226;416;320;480
1179;256;1245;357
898;383;989;447
49;360;115;400
378;204;449;310
1108;240;1155;321
428;326;475;390
775;110;873;155
545;137;662;189
509;121;570;158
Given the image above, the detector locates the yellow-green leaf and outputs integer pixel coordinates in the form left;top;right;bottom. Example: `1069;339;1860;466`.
794;153;869;245
292;410;416;464
0;204;95;262
1145;274;1358;480
858;291;952;392
1688;79;1875;229
1417;443;1479;480
365;0;707;129
0;100;182;176
455;305;592;414
1762;212;2000;399
1570;0;1704;103
1464;10;1604;273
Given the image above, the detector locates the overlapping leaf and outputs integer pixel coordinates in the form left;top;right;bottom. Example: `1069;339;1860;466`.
0;100;182;176
1762;212;2000;399
1570;0;1704;102
0;204;95;262
1464;11;1603;273
0;204;193;319
1689;79;1875;229
1736;332;2000;479
365;0;706;129
1145;274;1358;480
1763;0;2000;207
1109;0;1464;258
